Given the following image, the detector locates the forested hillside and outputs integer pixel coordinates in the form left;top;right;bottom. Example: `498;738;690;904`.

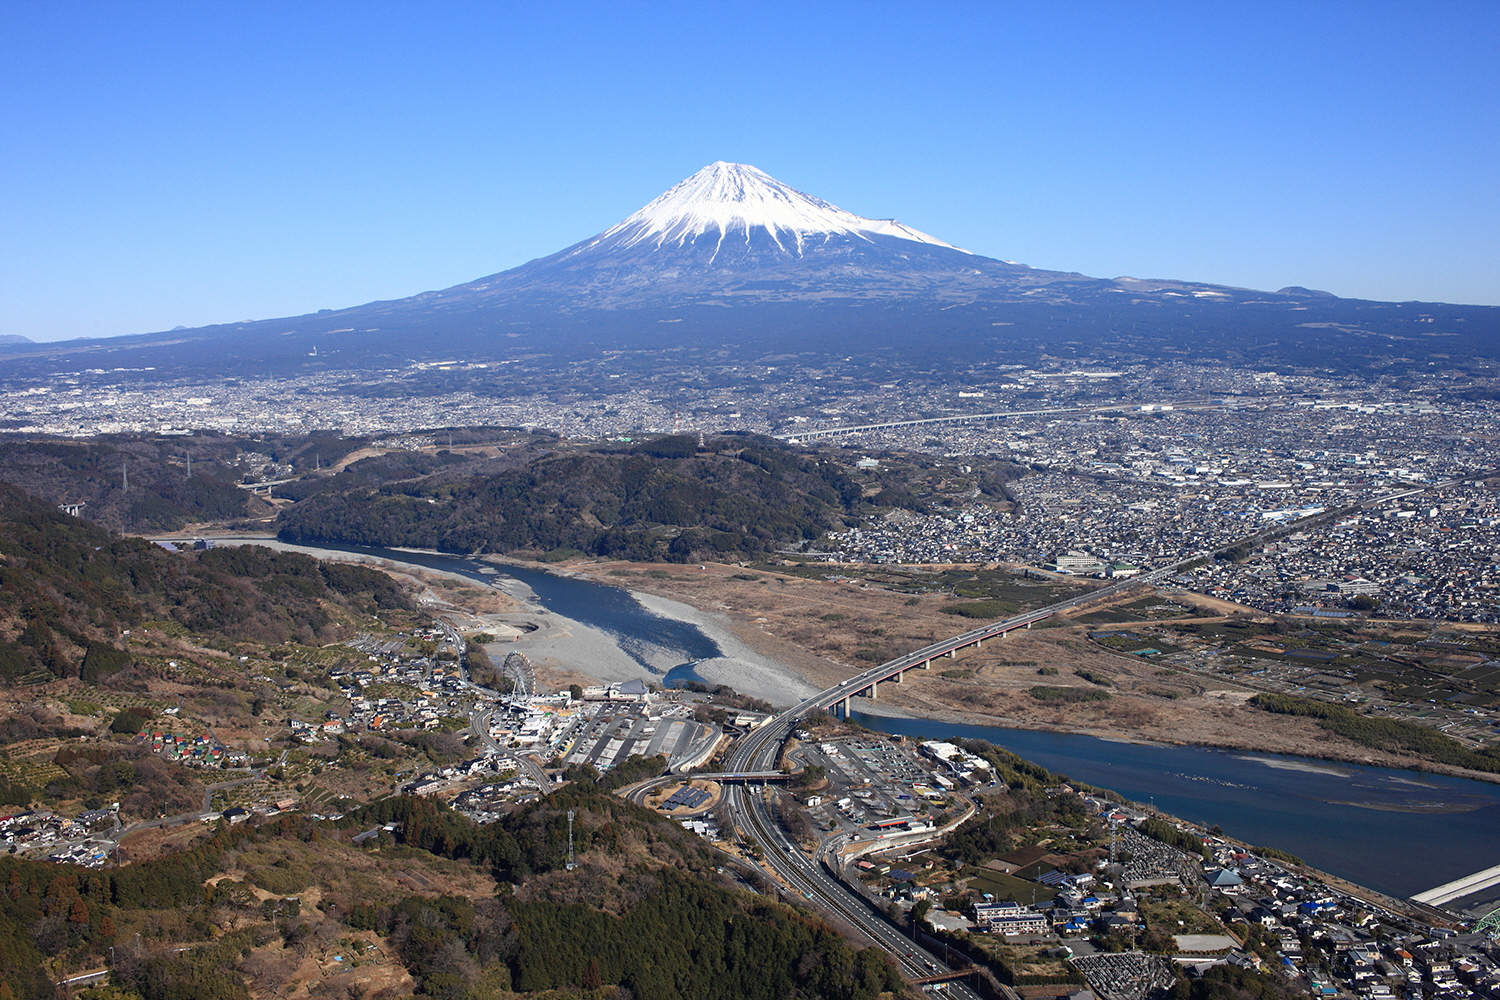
0;483;410;683
0;430;536;533
0;784;909;1000
0;437;268;532
278;436;869;562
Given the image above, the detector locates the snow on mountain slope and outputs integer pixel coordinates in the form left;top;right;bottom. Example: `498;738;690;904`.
571;161;970;261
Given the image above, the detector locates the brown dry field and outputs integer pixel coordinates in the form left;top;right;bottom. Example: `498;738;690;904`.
568;560;1500;784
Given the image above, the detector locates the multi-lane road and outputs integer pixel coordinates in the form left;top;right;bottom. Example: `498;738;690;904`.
725;775;981;995
716;470;1491;992
713;558;1192;995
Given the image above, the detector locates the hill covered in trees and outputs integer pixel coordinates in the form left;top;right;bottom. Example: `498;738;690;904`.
277;436;873;562
0;784;910;1000
0;435;323;533
0;483;411;684
0;429;546;533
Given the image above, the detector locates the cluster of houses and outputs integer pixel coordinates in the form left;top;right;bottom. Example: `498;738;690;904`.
867;787;1500;1000
0;807;115;867
450;776;546;822
325;660;470;734
204;797;300;827
400;756;528;803
1201;840;1499;1000
137;731;249;768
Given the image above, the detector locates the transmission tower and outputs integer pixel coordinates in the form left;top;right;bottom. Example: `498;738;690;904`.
565;810;576;871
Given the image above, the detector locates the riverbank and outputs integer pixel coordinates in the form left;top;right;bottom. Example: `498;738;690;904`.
627;590;822;705
168;539;1500;904
199;537;669;688
201;538;1498;787
562;557;1500;788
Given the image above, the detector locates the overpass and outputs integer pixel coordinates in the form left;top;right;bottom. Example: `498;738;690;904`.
235;477;300;497
713;466;1493;997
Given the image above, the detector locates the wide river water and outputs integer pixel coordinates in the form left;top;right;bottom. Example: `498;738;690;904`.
294;542;721;684
270;541;1500;900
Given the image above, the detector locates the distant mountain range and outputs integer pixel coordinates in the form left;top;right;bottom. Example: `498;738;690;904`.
5;162;1496;377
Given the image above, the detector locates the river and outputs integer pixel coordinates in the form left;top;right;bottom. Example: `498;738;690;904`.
247;539;1499;901
848;712;1500;900
266;541;721;685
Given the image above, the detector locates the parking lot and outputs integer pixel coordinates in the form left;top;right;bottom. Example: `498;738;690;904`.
791;736;957;841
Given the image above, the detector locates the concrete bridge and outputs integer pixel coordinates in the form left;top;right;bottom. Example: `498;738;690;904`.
235;477;300;497
819;564;1175;717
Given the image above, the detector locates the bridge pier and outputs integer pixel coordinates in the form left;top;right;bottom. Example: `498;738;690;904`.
865;683;877;701
894;669;904;683
920;659;931;669
840;696;850;717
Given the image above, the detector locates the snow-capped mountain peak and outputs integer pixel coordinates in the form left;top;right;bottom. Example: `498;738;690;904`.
582;161;970;259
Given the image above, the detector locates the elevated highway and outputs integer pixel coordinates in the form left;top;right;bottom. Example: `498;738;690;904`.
715;467;1494;992
819;563;1177;716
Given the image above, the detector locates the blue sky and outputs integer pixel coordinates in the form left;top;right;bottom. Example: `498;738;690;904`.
3;0;1497;342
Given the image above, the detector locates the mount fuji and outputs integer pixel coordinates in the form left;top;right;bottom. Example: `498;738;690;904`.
402;160;1079;313
6;162;1496;376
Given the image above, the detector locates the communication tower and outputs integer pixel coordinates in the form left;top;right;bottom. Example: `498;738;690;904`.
565;810;576;871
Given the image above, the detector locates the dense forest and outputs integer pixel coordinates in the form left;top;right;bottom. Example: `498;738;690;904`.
0;483;411;684
278;436;871;563
1251;692;1500;775
0;435;352;533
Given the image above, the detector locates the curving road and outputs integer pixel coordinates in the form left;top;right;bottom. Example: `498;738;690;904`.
469;707;553;792
714;558;1180;995
716;470;1492;992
